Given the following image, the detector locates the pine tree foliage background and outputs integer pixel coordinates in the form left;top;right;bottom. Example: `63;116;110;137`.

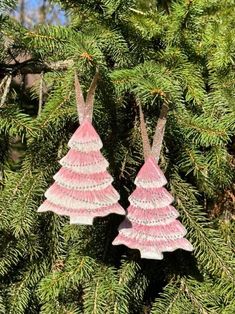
0;0;235;313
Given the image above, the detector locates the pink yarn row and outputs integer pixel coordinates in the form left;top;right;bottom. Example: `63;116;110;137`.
114;233;192;260
39;200;124;217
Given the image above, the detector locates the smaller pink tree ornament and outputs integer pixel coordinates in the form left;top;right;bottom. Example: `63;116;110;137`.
113;102;193;259
38;71;125;224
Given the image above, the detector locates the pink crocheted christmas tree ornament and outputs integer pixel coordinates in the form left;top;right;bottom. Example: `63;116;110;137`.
113;156;193;259
112;102;193;259
38;72;125;224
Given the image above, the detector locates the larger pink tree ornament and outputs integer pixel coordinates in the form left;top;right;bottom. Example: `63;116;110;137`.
38;71;125;224
112;102;193;259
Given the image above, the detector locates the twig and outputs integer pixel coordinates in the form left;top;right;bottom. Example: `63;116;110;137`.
151;102;169;163
0;75;9;91
0;75;12;107
129;8;145;15
19;0;25;25
7;49;20;64
38;71;44;116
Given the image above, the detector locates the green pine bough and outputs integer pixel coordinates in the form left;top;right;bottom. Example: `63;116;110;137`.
0;0;234;313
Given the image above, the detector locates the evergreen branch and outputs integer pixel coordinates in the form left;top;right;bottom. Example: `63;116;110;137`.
11;170;30;197
151;279;186;314
8;261;48;314
151;277;221;314
176;112;231;147
114;261;140;314
0;171;46;238
0;0;17;12
182;279;211;314
10;176;41;238
1;0;235;311
180;120;227;138
0;106;34;136
178;199;234;280
0;238;29;276
171;173;235;281
0;296;5;314
38;256;97;304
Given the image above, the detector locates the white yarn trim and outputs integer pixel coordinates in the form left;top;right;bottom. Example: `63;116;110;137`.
140;250;163;260
38;204;47;212
45;191;120;210
68;139;102;152
139;239;193;254
134;177;168;189
70;216;94;225
119;227;187;241
59;159;109;174
129;195;173;209
53;175;113;191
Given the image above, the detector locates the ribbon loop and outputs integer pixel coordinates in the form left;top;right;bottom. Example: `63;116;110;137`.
137;100;169;163
85;70;99;121
74;71;86;124
151;102;168;163
138;101;151;161
74;70;99;123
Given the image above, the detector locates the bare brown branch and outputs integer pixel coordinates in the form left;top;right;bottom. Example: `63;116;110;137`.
0;59;74;76
0;75;12;107
38;71;44;116
0;75;9;91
